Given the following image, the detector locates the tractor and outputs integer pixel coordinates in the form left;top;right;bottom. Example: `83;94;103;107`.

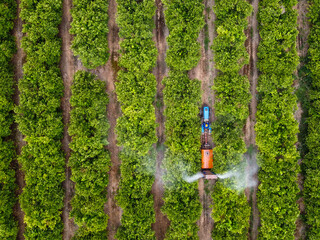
200;106;218;180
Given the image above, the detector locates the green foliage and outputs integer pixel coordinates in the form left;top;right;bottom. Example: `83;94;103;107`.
211;182;251;239
212;115;247;173
213;73;250;121
163;0;205;71
116;71;157;155
161;1;204;238
0;68;14;138
211;1;251;238
0;140;17;240
162;150;202;240
255;0;300;238
23;223;63;240
116;0;156;39
70;0;109;69
303;1;320;238
0;0;18;239
162;72;202;239
212;0;252;73
163;71;201;156
68;71;110;238
19;141;65;230
115;0;157;238
116;150;156;240
15;0;65;237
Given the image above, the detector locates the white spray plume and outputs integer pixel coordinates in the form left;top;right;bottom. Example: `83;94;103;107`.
181;152;259;192
217;171;240;179
183;172;204;183
217;153;259;191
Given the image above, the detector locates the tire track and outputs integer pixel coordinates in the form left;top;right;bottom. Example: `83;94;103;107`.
59;0;77;237
245;0;260;239
91;0;122;238
151;1;170;239
295;0;309;239
188;0;216;239
12;0;26;238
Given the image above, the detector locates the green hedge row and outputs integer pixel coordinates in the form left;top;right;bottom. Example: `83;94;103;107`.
162;71;202;239
164;0;204;71
256;0;300;238
15;0;65;238
70;0;109;69
162;0;204;238
68;71;110;239
304;1;320;238
115;1;157;239
0;1;18;238
211;1;252;239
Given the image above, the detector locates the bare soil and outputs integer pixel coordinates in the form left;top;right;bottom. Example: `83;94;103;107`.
59;0;77;237
244;0;260;239
59;0;122;238
151;1;171;239
12;0;26;239
92;0;123;239
188;0;216;239
294;1;310;239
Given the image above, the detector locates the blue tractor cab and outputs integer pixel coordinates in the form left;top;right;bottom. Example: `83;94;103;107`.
201;106;212;134
203;106;210;122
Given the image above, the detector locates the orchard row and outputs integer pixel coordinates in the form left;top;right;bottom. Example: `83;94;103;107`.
0;0;319;239
115;0;157;239
0;0;17;238
17;0;65;237
256;0;300;238
162;0;204;238
211;0;251;239
304;0;320;238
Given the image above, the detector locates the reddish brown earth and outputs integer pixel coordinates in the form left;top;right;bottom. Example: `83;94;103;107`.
59;0;77;237
188;0;216;239
60;0;122;238
12;0;26;239
93;0;123;239
151;1;170;239
244;0;260;239
294;0;310;239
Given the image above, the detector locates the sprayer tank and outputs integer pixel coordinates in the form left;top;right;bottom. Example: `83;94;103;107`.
201;149;213;169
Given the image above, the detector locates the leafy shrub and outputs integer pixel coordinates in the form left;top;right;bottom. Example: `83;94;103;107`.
211;181;251;239
162;71;202;239
163;0;204;71
0;0;18;239
0;140;17;240
116;150;156;240
210;1;252;238
255;0;300;238
303;1;320;238
70;0;109;69
161;1;204;238
15;0;65;237
115;0;157;238
69;71;110;238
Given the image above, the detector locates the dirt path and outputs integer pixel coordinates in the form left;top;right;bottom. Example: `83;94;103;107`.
59;0;77;237
89;0;122;238
294;1;309;239
151;1;170;239
188;0;216;239
244;0;260;239
12;0;26;238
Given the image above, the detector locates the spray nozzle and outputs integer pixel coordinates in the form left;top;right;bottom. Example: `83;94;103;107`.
202;169;218;180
